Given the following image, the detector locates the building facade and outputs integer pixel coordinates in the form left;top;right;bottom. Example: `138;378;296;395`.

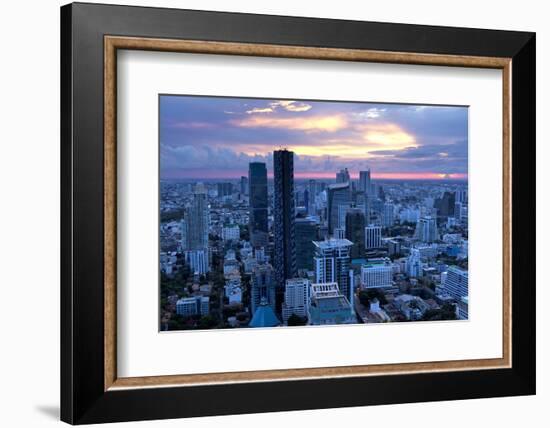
345;208;366;259
281;278;311;324
327;182;351;235
248;162;269;248
273;149;297;291
250;264;276;316
308;282;355;325
365;224;382;249
176;296;210;317
444;265;469;301
313;238;354;306
359;169;371;194
185;249;210;275
184;186;209;251
414;216;439;243
221;225;240;241
360;258;393;288
240;176;248;196
217;182;233;198
295;217;319;271
382;202;395;227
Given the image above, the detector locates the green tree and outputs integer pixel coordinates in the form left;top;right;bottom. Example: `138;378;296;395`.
287;314;308;326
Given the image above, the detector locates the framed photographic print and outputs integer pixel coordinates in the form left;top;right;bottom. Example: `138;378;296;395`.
60;2;536;424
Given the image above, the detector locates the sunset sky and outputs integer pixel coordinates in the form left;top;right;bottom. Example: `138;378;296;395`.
160;95;468;180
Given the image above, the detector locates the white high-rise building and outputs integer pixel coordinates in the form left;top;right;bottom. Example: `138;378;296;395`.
185;249;209;274
365;225;382;249
414;216;438;243
281;278;311;324
313;238;354;306
360;258;393;288
455;189;468;204
444;266;468;300
406;248;423;278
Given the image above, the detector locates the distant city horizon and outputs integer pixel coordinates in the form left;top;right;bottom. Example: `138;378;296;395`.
161;175;468;182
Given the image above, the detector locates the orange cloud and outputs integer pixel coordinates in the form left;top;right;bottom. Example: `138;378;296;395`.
231;114;347;132
358;123;417;150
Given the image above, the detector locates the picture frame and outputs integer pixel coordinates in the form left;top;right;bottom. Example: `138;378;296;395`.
61;2;535;424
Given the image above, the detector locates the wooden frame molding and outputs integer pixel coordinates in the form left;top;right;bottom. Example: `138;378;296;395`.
104;35;512;391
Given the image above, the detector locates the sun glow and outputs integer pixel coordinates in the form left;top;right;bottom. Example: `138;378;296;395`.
360;123;417;150
230;114;348;132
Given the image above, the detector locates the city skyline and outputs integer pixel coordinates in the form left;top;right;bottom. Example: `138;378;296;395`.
160;95;469;331
160;95;468;180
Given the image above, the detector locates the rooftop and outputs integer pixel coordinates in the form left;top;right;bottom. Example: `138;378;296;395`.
248;305;280;328
313;238;353;250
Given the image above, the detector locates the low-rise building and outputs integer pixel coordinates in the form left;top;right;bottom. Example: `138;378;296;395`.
308;282;355;325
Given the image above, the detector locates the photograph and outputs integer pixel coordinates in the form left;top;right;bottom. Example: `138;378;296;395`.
159;95;469;331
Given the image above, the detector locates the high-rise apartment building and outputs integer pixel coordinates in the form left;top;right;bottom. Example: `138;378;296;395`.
281;278;310;324
444;266;469;301
414;216;439;243
184;185;209;250
365;224;382;249
313;238;354;306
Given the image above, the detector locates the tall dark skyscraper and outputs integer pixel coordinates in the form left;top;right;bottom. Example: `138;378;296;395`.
217;182;233;197
345;208;366;259
435;191;456;219
327;182;351;235
273;149;297;292
248;162;268;248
